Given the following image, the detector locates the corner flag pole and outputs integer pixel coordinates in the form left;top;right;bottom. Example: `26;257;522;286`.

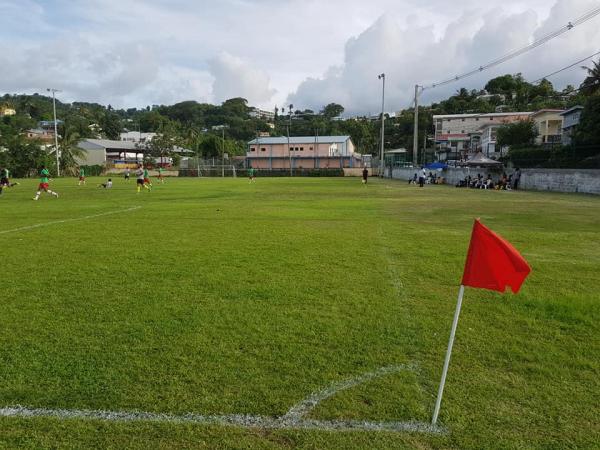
432;284;465;425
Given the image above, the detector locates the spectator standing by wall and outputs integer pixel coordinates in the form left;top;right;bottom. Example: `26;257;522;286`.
513;168;522;190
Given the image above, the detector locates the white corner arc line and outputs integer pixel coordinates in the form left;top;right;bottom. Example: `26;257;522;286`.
0;364;445;434
281;364;415;424
0;206;142;235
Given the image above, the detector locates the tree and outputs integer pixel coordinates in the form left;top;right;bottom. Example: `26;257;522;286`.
221;98;249;117
574;94;600;146
100;111;122;139
485;74;522;95
145;125;183;165
59;127;86;174
496;120;538;149
580;59;600;96
0;127;51;178
321;103;344;118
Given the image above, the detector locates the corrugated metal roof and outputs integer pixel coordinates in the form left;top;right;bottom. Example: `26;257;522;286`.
248;136;350;145
80;139;140;150
559;106;584;116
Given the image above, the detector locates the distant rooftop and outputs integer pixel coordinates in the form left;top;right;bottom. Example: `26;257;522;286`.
248;136;351;145
433;112;533;119
531;109;566;116
560;106;584;116
79;139;140;150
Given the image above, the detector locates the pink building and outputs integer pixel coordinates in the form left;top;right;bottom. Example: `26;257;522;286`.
246;136;363;170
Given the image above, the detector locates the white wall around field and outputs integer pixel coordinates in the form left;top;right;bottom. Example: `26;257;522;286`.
385;167;600;195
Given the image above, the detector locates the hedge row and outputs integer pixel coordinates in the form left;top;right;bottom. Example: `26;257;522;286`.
178;168;345;177
508;146;600;169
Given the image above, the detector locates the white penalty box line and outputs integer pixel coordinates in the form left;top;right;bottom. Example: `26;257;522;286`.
0;365;445;434
0;206;142;235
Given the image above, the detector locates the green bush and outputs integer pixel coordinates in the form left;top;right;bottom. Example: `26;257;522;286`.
507;147;549;168
80;165;105;176
508;145;600;168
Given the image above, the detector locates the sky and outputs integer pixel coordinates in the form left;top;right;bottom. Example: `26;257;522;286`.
1;0;600;115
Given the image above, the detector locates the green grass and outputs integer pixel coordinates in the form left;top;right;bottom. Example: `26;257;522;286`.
0;176;598;449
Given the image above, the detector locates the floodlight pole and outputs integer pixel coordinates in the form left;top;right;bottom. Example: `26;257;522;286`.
378;73;385;177
413;84;421;168
47;88;61;176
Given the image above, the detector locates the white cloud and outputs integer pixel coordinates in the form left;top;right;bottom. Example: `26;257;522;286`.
0;0;599;112
208;52;276;105
288;0;600;114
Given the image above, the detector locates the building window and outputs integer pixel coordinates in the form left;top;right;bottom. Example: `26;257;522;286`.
300;147;304;151
250;147;256;152
295;147;299;151
462;118;465;122
309;146;313;151
261;147;266;152
476;118;479;121
490;118;493;121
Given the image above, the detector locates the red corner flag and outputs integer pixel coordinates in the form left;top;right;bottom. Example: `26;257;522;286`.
462;219;531;293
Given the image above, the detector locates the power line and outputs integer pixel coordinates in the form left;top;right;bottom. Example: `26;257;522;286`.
532;50;600;84
422;6;600;91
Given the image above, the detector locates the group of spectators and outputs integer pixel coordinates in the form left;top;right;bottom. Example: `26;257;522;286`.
456;168;522;191
409;168;445;187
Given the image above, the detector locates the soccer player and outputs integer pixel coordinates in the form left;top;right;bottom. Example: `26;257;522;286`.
124;167;130;182
362;167;369;184
78;167;86;185
0;167;19;195
33;166;59;200
136;165;149;193
143;167;153;189
157;166;165;184
248;166;256;183
98;178;113;189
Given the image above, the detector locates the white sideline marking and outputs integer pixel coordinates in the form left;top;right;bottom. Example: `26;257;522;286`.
0;365;444;434
0;406;442;434
0;206;142;235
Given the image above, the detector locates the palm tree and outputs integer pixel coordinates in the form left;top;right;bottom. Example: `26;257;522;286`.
580;59;600;95
59;127;86;175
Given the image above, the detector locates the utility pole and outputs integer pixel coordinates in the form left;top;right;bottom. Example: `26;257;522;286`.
288;104;293;176
413;84;420;168
47;88;61;176
378;74;385;177
222;126;225;177
315;127;319;169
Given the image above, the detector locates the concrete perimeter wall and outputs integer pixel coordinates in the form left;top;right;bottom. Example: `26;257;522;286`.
343;168;379;177
386;167;600;195
519;169;600;194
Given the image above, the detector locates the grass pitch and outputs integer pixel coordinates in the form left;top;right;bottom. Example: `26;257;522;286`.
0;176;599;449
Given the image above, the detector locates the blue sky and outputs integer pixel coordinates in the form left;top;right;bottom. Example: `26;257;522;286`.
1;0;599;113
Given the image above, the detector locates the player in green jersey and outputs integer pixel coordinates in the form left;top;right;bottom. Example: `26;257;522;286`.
0;167;19;195
33;166;59;200
157;167;165;184
143;167;153;189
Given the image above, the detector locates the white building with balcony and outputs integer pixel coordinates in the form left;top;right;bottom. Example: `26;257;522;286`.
531;109;564;146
